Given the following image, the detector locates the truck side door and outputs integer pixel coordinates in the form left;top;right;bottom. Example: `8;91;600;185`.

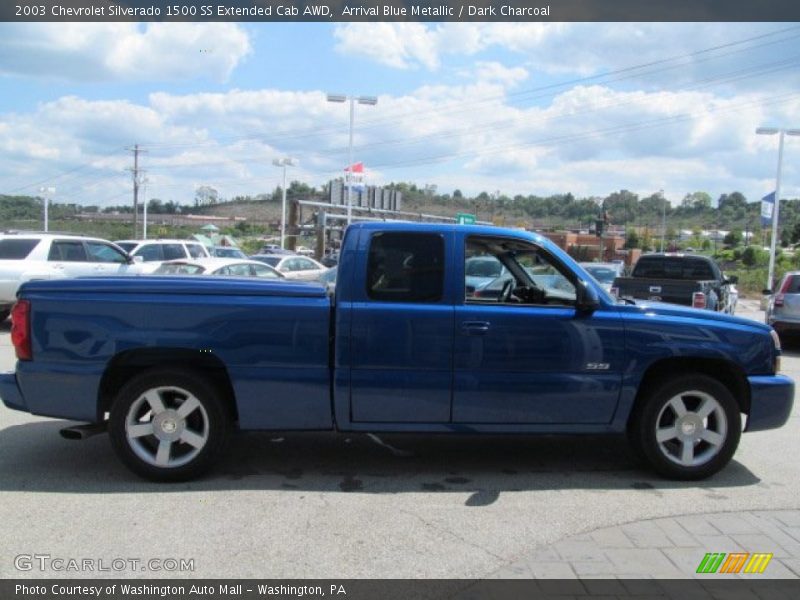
346;230;455;423
452;235;625;424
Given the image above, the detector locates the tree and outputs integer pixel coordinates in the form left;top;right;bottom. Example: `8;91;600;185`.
723;229;742;246
624;228;639;249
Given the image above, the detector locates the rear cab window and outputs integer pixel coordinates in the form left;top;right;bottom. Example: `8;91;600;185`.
366;232;444;303
633;256;715;280
0;239;41;259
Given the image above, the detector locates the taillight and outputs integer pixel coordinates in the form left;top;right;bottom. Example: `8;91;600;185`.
692;292;706;309
774;277;792;307
10;299;32;360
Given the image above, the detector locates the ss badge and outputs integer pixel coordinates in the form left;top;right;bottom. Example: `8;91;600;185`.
586;363;610;370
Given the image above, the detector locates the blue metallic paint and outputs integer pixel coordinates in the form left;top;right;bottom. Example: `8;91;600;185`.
0;223;793;439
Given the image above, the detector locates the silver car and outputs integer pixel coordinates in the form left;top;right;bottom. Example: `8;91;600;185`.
766;271;800;338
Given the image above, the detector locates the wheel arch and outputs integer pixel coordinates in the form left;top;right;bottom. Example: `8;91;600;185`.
98;348;238;423
629;357;750;426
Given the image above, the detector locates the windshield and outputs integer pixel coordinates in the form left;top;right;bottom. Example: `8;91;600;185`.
584;266;618;284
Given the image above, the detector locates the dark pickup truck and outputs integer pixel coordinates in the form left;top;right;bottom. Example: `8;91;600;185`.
612;254;737;313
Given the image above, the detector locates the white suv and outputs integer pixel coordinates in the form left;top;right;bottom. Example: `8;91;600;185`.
115;239;211;274
0;233;142;320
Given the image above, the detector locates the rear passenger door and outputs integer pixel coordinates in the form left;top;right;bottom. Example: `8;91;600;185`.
47;240;94;278
348;231;455;423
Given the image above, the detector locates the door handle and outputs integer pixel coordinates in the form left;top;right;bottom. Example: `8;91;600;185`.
461;321;491;335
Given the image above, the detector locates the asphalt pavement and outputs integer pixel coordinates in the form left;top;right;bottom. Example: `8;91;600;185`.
0;300;798;579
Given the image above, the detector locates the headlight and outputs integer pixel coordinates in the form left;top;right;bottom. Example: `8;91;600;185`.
770;329;781;373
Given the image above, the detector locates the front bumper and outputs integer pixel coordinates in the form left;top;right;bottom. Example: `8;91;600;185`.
0;371;27;413
746;374;795;432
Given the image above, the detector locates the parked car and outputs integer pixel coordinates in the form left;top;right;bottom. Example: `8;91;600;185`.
317;266;337;293
613;253;737;313
210;246;247;259
465;255;508;296
153;258;283;279
0;232;142;320
766;271;800;339
259;244;295;256
1;223;792;482
115;239;210;273
249;254;327;280
579;262;625;293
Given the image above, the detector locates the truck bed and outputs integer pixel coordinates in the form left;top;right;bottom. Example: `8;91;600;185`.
14;276;334;429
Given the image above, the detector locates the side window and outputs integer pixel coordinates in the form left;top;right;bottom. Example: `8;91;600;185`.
253;264;279;278
465;237;576;306
162;244;186;261
296;258;316;271
366;232;444;303
226;264;252;277
215;266;231;276
186;244;206;258
282;258;299;272
48;241;87;262
135;244;164;262
86;242;127;263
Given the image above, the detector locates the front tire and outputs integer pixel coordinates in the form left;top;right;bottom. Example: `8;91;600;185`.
629;374;741;480
109;369;230;482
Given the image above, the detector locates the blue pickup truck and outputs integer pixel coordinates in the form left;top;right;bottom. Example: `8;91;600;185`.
0;223;794;482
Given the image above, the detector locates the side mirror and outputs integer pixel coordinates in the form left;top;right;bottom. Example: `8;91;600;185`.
131;255;144;264
726;275;739;285
762;288;772;296
576;280;600;313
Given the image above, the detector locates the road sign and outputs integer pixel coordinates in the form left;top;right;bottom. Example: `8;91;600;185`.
456;213;476;225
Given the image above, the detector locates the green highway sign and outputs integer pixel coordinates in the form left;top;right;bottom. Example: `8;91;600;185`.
456;213;476;225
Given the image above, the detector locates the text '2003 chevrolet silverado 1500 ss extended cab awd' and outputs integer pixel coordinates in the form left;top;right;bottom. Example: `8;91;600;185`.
0;223;794;481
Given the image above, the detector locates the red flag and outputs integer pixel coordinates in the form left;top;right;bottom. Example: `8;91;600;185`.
344;162;364;173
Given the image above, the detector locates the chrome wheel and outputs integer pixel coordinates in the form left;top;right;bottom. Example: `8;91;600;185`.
125;386;210;469
654;390;727;468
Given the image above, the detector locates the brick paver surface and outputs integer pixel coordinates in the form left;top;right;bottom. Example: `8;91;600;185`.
492;510;800;579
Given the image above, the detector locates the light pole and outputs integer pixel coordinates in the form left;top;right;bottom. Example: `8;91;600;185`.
757;127;800;292
659;189;667;253
141;177;150;239
272;157;298;249
326;93;378;226
38;187;55;232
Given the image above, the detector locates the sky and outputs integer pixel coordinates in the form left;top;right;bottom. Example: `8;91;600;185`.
0;21;798;209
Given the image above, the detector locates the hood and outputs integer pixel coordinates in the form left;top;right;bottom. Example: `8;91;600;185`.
617;299;771;332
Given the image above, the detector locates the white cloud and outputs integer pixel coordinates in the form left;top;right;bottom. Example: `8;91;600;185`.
1;54;799;205
0;23;251;82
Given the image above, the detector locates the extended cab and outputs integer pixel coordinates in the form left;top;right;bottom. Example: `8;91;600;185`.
612;253;737;313
0;224;793;482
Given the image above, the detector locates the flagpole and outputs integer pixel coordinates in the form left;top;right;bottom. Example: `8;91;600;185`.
347;97;354;226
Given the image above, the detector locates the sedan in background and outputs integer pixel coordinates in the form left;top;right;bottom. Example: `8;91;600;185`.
211;246;247;259
153;258;283;279
250;254;327;281
579;261;625;293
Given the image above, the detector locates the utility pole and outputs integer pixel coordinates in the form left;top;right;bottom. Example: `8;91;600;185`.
127;144;146;238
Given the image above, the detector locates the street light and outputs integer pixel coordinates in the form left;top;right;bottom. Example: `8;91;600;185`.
38;187;55;232
756;126;800;292
659;189;667;253
326;93;378;226
141;177;150;239
272;157;298;249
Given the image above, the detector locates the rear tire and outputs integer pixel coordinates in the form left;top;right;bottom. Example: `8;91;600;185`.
629;374;741;480
109;368;230;482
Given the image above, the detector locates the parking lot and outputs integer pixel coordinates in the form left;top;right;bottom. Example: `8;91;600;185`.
0;300;799;579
